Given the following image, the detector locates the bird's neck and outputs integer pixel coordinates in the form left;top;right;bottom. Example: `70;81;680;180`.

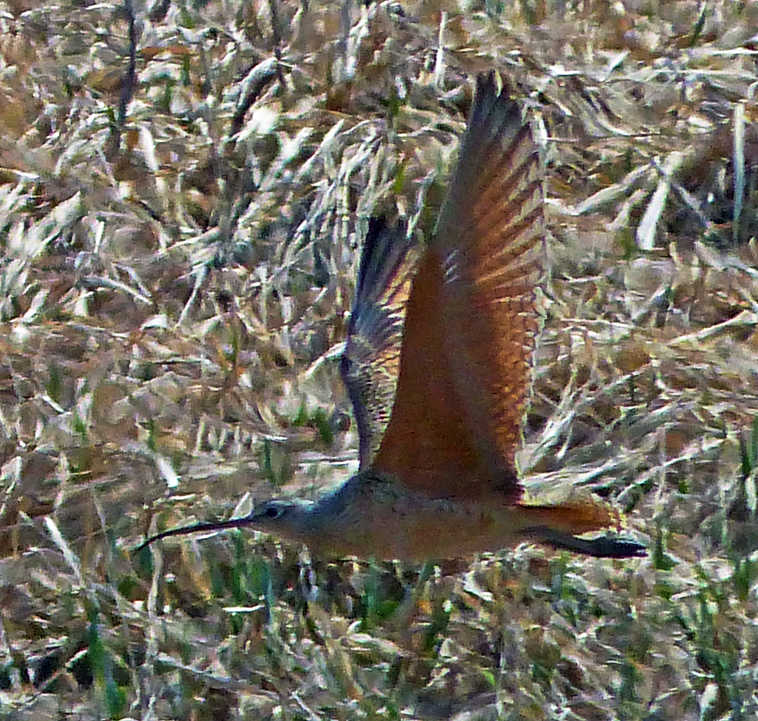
283;472;394;554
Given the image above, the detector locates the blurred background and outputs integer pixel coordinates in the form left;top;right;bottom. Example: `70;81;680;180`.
1;1;757;719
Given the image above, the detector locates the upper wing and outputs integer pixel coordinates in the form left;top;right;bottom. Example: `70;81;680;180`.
340;218;418;469
436;72;544;476
372;72;543;498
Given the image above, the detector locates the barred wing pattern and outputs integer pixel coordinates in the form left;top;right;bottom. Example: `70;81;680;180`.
340;218;419;469
435;72;544;478
374;72;543;498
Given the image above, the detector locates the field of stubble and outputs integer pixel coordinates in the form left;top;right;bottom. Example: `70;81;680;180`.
1;1;758;719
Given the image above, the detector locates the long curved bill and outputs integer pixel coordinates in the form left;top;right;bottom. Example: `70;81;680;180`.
135;515;256;553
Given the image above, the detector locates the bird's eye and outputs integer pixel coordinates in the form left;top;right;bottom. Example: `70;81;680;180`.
263;505;282;519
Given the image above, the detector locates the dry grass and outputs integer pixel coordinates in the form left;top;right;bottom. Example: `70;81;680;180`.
1;0;758;719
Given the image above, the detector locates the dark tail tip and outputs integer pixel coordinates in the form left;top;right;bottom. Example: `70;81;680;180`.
525;527;647;559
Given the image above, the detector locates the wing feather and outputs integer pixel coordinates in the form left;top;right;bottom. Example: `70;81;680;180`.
372;72;543;498
436;73;544;476
340;218;418;469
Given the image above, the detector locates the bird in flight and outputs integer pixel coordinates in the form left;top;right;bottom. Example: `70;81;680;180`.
140;72;644;561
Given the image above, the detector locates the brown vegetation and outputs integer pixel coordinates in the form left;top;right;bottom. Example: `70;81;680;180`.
1;1;757;719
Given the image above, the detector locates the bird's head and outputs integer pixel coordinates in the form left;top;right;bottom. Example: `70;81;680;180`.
247;498;314;534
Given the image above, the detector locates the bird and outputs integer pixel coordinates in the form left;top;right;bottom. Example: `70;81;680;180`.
139;72;645;561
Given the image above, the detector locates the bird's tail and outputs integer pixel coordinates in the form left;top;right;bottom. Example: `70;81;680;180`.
516;496;645;558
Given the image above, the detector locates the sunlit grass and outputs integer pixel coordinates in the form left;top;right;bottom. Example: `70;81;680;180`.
0;1;757;719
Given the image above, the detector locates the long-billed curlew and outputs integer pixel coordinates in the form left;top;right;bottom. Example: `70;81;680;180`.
139;72;644;561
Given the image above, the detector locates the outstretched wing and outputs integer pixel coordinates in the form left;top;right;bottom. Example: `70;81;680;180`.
436;71;544;476
373;72;543;499
340;218;418;469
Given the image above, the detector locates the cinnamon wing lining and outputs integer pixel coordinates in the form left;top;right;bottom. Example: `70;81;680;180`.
372;246;520;500
434;71;545;480
371;73;538;501
340;218;419;470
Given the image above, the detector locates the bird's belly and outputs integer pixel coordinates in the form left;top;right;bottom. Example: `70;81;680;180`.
319;495;526;561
